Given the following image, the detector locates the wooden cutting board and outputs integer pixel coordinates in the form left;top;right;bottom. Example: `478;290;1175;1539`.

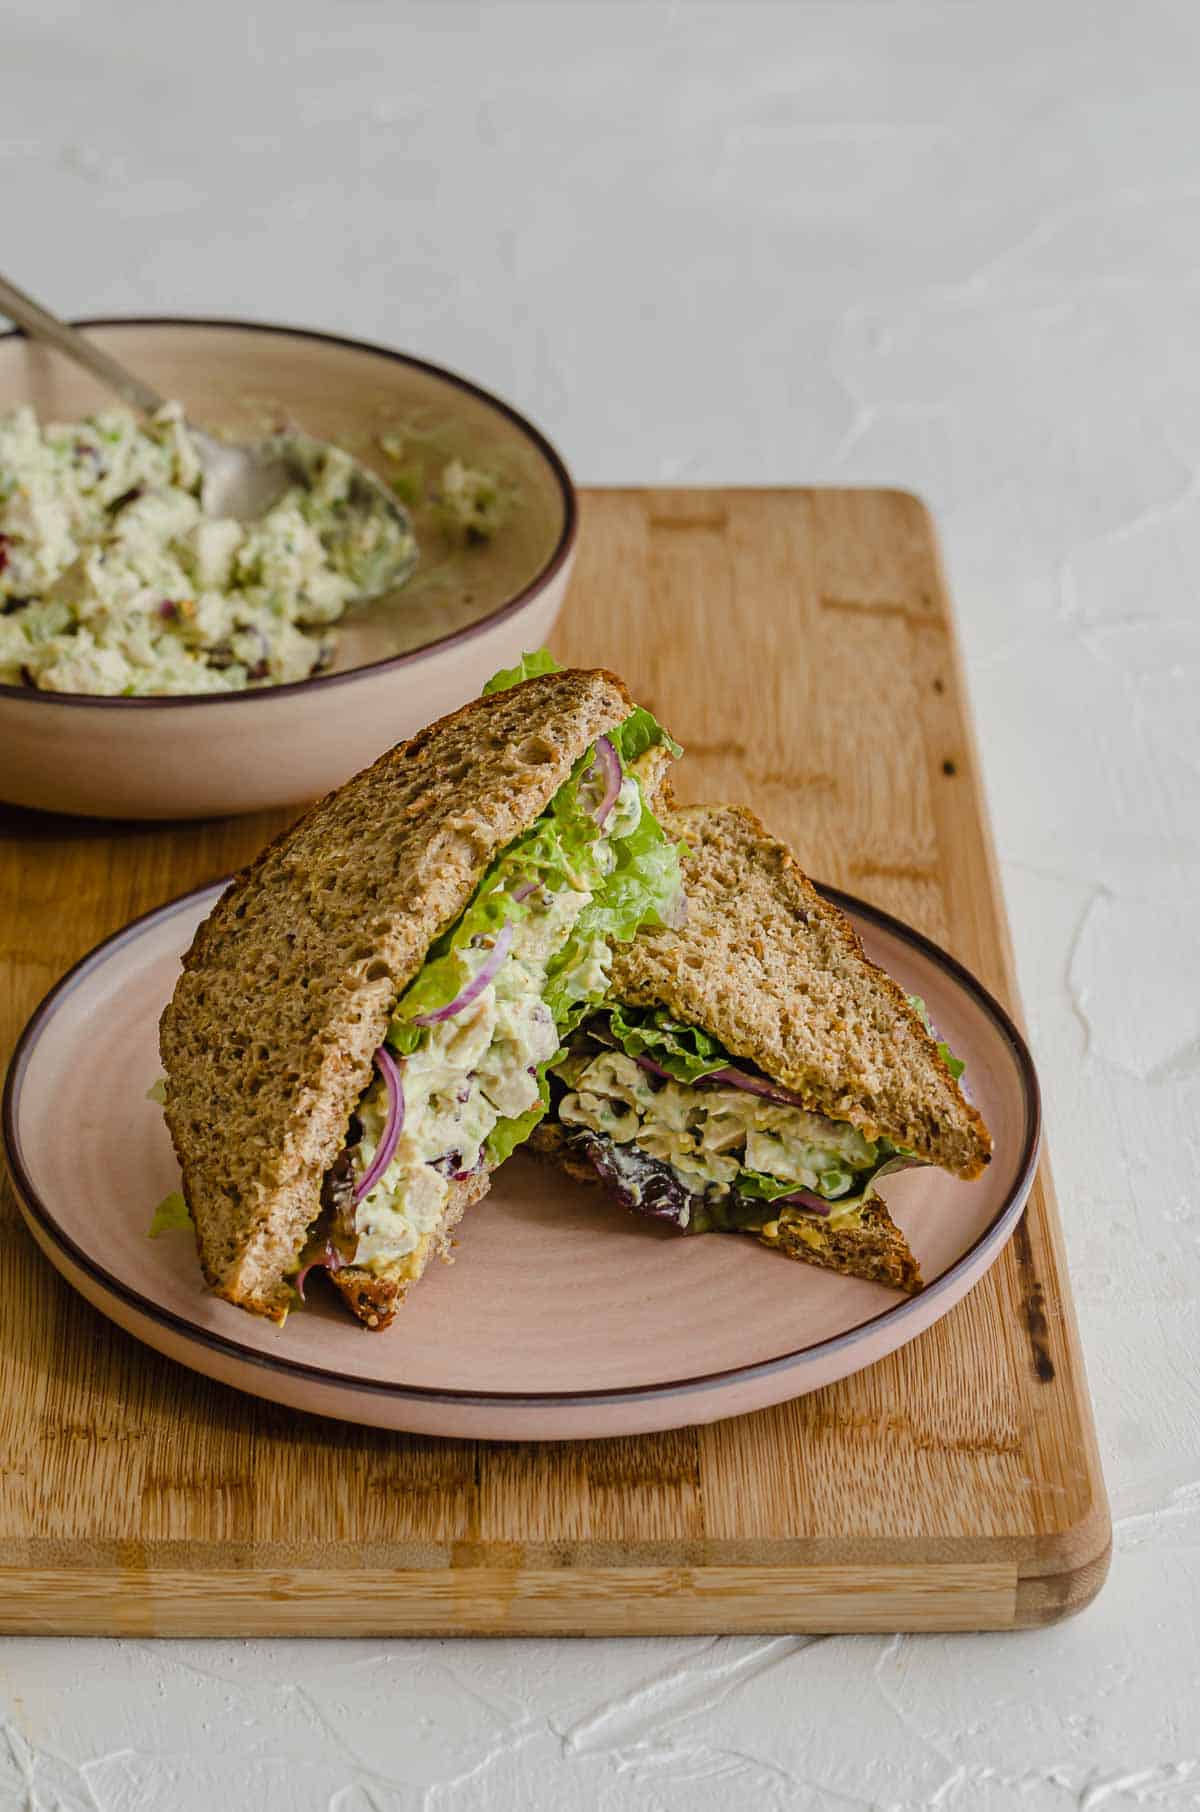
0;488;1109;1635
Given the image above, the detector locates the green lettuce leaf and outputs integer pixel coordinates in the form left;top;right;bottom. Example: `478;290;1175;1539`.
387;859;541;1037
732;1163;857;1204
608;703;683;764
731;1168;800;1203
725;1145;920;1217
603;1003;731;1083
907;993;966;1082
148;1190;192;1238
735;1167;826;1204
145;1076;167;1104
388;1018;424;1056
734;1149;922;1211
482;649;562;694
485;1071;551;1165
542;788;684;1038
387;756;682;1062
388;755;612;1040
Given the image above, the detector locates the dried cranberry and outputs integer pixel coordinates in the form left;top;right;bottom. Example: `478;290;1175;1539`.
433;1150;480;1181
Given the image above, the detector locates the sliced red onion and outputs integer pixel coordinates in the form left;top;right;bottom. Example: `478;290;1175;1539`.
293;1240;346;1300
777;1188;832;1216
632;1052;804;1109
705;1066;811;1110
354;1045;405;1202
665;887;689;929
622;1035;816;1115
412;921;513;1026
511;880;538;902
585;735;622;826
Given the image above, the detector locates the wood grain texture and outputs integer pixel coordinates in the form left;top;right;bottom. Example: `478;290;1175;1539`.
0;488;1110;1635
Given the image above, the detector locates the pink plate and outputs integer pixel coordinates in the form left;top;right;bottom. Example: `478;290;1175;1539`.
3;883;1040;1441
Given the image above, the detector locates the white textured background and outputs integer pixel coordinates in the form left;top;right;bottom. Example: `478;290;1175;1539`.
3;1;1199;1806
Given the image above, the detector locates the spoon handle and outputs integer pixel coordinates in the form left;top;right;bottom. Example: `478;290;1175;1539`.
0;273;168;417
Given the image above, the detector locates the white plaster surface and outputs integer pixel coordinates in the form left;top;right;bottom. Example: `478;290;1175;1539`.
3;0;1199;1804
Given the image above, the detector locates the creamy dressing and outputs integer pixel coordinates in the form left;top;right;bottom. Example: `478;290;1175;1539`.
558;1050;879;1206
348;779;643;1278
0;403;415;694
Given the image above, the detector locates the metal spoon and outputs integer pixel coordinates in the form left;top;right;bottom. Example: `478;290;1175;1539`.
0;273;417;599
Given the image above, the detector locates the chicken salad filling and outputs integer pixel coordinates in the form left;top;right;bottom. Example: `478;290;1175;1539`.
0;402;417;694
545;1006;935;1237
329;854;621;1281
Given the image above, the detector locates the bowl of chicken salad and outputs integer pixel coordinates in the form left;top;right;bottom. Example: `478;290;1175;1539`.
0;318;576;818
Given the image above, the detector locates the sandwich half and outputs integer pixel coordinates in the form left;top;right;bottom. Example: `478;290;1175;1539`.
532;803;992;1293
159;654;684;1328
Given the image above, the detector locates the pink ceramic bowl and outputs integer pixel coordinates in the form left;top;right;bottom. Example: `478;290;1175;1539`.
0;319;576;819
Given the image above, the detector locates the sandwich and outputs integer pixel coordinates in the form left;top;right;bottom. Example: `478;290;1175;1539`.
531;803;992;1292
159;654;685;1328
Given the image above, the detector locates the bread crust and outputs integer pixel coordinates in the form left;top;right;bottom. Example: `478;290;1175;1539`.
160;668;638;1323
762;1199;923;1293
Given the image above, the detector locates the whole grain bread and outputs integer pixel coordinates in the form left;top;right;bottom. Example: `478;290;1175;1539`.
609;804;992;1178
159;667;640;1326
529;1122;922;1293
760;1199;922;1292
327;1169;491;1330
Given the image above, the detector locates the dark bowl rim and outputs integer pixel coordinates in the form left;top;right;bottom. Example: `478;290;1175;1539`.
0;314;578;709
3;874;1042;1412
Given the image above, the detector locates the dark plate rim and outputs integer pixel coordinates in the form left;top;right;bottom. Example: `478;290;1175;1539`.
3;877;1041;1409
0;315;577;709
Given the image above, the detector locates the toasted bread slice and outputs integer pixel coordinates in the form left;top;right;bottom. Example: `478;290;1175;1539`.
529;1121;923;1293
611;804;991;1178
160;667;638;1326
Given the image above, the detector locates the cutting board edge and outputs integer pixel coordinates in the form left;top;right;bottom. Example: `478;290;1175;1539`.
0;1560;1021;1638
1013;1539;1112;1630
0;1490;1113;1636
